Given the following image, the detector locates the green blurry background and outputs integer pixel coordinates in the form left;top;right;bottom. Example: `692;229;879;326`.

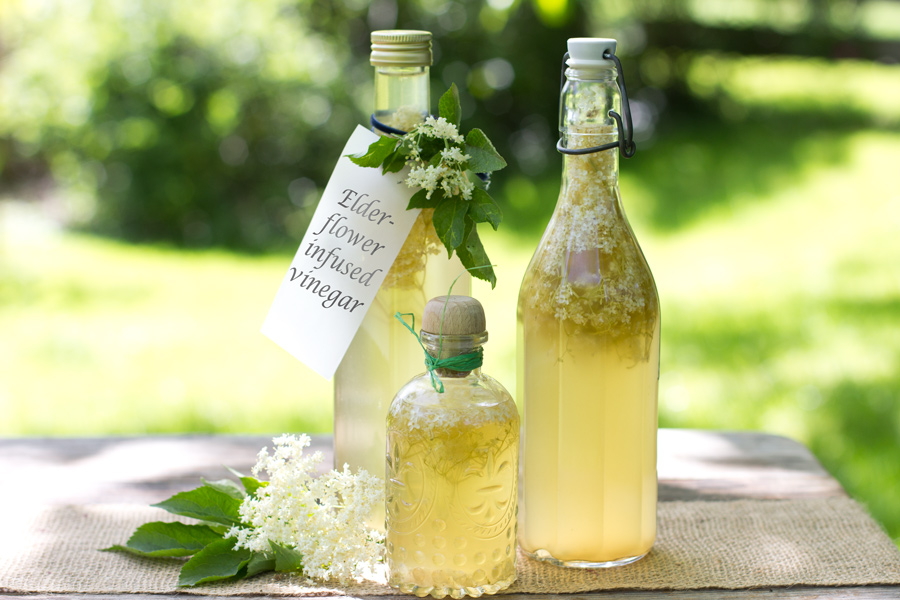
1;0;898;544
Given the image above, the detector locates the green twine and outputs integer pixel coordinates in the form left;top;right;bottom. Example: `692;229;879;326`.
394;312;483;394
393;265;493;394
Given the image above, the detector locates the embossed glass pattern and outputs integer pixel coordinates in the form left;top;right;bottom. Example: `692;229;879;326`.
386;333;519;598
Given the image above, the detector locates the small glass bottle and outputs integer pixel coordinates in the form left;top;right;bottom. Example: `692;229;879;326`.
333;30;470;516
517;38;660;567
386;295;519;598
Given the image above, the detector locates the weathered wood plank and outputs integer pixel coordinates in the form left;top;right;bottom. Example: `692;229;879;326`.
0;430;845;504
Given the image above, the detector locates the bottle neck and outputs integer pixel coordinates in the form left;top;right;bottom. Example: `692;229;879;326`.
560;68;621;187
373;65;430;132
421;331;487;378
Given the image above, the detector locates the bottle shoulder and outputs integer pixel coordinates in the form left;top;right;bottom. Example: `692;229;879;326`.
388;371;519;434
517;171;659;344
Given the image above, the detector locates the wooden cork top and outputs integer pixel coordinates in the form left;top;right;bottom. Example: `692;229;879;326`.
422;295;486;335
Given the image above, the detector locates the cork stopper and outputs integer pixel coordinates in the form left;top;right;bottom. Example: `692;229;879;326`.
422;295;486;336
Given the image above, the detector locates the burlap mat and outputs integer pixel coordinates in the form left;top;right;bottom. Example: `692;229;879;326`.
3;499;899;595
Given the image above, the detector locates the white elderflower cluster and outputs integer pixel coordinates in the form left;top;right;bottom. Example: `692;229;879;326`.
226;435;385;584
406;162;474;200
404;121;473;201
419;115;465;143
383;104;425;133
439;146;467;164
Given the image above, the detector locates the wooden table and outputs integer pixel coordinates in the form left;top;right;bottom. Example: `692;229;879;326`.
1;429;896;599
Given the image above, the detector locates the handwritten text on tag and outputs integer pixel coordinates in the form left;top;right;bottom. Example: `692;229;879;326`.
261;126;418;379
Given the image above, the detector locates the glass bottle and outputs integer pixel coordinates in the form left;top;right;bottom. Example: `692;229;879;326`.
333;30;470;526
516;38;660;568
386;295;519;598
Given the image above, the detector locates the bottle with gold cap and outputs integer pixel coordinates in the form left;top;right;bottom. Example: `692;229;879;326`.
370;29;431;132
333;31;470;509
517;38;660;567
386;295;518;598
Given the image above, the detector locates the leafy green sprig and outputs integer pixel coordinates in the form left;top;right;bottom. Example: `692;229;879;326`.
104;435;383;586
350;84;506;287
102;470;297;587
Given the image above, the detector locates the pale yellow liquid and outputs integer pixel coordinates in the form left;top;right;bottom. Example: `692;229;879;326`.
333;253;467;529
518;307;659;565
386;380;518;598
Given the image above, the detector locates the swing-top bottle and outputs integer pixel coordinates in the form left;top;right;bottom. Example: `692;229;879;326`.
517;38;660;567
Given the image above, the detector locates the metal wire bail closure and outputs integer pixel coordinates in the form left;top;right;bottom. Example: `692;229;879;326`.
557;50;636;159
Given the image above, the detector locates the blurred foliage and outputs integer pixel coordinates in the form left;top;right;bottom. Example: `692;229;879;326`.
3;0;897;249
0;0;371;250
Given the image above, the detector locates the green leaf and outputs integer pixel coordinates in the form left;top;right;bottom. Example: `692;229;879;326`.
407;188;443;210
469;188;502;231
432;195;468;256
347;135;397;168
102;521;223;558
418;135;445;162
152;486;243;527
456;219;497;288
178;537;252;587
243;477;267;497
465;128;507;173
202;477;245;500
225;467;267;498
382;148;408;174
245;552;276;578
271;541;305;572
438;83;462;128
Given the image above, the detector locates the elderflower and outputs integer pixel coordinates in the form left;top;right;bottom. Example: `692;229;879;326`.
420;115;465;144
440;168;474;200
384;104;426;133
407;164;446;198
439;146;468;164
226;435;385;584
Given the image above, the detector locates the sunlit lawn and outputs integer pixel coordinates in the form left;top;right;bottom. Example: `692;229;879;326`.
1;123;898;545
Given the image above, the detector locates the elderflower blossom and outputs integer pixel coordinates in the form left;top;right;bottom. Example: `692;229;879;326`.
384;104;426;133
439;146;468;164
226;434;385;584
441;168;474;199
404;136;474;201
406;163;474;201
420;115;465;143
406;164;445;197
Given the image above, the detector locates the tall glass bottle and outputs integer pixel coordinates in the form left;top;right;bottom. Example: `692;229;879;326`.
516;38;660;567
386;295;519;598
333;30;470;523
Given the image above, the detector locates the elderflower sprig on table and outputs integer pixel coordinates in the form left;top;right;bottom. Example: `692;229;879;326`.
349;84;506;288
102;435;383;587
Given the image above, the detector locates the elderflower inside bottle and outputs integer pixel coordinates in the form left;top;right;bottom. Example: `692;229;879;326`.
333;30;470;523
517;38;660;567
386;295;519;598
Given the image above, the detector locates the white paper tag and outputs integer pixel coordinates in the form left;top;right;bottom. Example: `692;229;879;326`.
261;125;419;379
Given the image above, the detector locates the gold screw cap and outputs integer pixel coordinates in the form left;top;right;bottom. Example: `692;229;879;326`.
371;30;432;67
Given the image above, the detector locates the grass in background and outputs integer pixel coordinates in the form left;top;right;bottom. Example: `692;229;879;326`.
0;225;333;435
2;121;898;545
